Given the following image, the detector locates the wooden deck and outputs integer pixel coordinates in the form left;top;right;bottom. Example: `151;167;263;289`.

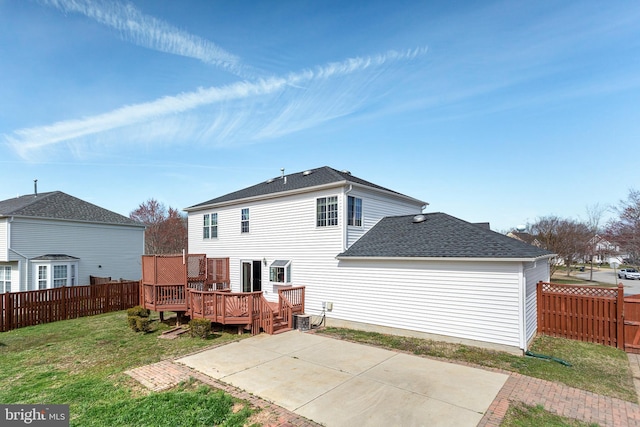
140;255;305;334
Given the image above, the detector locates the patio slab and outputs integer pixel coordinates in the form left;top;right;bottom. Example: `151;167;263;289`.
176;331;509;426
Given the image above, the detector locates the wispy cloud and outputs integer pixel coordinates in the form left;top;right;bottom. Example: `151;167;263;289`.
41;0;249;77
5;48;427;160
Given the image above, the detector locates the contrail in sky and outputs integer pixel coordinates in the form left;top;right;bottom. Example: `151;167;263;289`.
41;0;249;77
5;48;427;159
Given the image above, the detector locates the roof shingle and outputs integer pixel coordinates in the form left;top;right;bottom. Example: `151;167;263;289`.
0;191;144;227
186;166;424;209
339;213;554;260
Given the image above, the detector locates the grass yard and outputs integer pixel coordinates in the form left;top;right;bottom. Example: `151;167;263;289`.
0;310;253;426
501;402;599;427
316;328;636;402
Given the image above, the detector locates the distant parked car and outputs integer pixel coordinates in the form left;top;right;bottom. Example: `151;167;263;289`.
619;268;640;280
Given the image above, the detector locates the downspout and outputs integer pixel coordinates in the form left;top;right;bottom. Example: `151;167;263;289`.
7;217;30;291
344;185;353;251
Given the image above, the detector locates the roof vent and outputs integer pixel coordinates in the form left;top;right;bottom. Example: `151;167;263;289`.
303;170;313;176
266;178;275;183
341;170;351;175
412;214;427;223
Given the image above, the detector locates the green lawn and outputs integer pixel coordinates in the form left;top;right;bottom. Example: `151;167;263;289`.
0;311;253;426
316;328;636;402
501;403;599;427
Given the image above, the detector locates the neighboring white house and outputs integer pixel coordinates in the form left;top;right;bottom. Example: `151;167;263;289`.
0;191;145;292
185;166;554;353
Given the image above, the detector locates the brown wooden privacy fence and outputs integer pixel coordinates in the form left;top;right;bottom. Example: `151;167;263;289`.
537;281;624;349
0;281;139;332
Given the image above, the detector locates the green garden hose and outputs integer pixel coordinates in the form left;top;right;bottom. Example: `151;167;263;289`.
525;350;572;367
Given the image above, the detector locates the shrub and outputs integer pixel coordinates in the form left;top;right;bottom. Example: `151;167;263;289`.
127;316;140;331
127;306;150;318
136;316;152;333
189;319;212;339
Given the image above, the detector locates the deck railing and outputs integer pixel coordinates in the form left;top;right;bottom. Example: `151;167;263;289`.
142;283;187;312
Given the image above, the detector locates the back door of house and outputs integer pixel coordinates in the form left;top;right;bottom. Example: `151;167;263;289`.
241;261;262;292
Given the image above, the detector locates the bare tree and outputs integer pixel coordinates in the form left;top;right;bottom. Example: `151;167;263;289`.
529;216;591;277
607;189;640;266
130;199;187;254
583;203;607;281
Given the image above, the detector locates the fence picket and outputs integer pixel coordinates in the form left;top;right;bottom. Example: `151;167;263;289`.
0;281;140;332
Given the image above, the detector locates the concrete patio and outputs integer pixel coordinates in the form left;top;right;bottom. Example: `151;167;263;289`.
176;331;508;427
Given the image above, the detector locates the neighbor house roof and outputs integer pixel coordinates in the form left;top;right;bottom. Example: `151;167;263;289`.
185;166;427;210
338;213;555;261
0;191;144;227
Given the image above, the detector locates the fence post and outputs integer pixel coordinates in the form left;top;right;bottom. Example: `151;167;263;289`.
536;281;543;334
3;292;10;332
618;283;625;350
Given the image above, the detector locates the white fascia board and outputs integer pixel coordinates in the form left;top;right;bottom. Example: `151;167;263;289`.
336;254;556;263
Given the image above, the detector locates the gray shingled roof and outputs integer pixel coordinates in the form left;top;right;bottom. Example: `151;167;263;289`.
338;213;554;260
0;191;144;227
187;166;425;209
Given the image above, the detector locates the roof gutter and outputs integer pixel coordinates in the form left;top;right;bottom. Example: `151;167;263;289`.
336;253;557;263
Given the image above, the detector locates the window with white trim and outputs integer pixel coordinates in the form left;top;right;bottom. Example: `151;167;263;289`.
269;260;291;283
0;266;11;293
203;213;218;239
316;196;338;227
53;265;68;288
241;208;250;233
38;266;47;290
347;196;362;226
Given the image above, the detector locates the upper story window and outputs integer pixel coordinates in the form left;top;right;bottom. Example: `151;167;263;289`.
241;208;250;233
317;196;338;227
0;266;11;293
347;196;362;226
270;260;291;283
203;213;218;239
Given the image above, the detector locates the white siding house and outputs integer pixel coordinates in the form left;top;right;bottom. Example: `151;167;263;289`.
186;166;553;353
0;192;145;292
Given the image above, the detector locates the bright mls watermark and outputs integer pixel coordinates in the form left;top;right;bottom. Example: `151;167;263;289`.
1;405;69;426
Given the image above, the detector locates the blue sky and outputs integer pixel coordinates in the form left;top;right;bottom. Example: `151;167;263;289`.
1;0;639;231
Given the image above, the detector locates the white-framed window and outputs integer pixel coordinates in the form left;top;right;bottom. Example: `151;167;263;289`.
203;213;218;239
269;260;291;284
347;196;362;226
33;258;79;289
241;208;250;233
0;266;11;293
317;196;338;227
38;266;48;290
53;265;68;288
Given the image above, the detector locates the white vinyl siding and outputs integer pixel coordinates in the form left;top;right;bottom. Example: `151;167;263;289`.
189;188;344;300
8;218;144;291
0;219;8;261
346;188;423;248
523;260;550;347
329;260;524;348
